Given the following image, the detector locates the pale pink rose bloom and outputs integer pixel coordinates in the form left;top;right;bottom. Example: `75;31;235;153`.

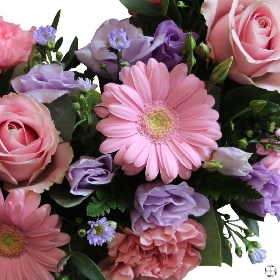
0;17;35;72
201;0;280;92
0;93;74;193
0;188;70;279
96;58;221;183
99;219;206;280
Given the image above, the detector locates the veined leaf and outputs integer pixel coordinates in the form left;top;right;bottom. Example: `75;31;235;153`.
51;10;61;29
161;0;169;15
119;0;162;16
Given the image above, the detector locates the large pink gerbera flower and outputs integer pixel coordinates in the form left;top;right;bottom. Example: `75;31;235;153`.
96;58;221;183
0;189;70;280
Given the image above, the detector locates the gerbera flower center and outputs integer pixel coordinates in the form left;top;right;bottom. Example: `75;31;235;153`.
0;224;26;258
138;102;178;143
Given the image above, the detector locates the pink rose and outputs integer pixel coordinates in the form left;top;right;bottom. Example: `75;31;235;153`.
201;0;280;92
99;219;206;280
0;93;73;193
0;17;35;72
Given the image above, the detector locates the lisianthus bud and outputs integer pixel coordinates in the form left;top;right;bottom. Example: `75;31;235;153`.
120;61;130;67
211;147;252;177
249;100;267;113
177;1;188;8
235;246;242;258
267;122;276;133
210;56;233;84
56;51;63;61
183;32;196;56
100;63;107;70
187;54;196;73
238;138;248;149
246;130;253;138
196;42;211;59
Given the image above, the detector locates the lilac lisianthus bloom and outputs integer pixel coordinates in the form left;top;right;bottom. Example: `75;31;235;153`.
236;162;280;217
33;25;56;46
152;20;187;70
130;181;210;234
75;18;165;80
66;155;119;196
11;64;97;103
210;147;252;176
249;248;266;264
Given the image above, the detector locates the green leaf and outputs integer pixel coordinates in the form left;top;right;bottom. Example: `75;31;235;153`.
57;251;72;269
87;196;111;217
54;37;63;52
231;203;264;222
161;0;169;15
51;10;61;29
49;184;89;208
196;203;222;266
45;95;76;142
239;215;259;236
216;213;232;266
62;37;79;70
167;0;182;26
71;251;106;280
119;0;162;16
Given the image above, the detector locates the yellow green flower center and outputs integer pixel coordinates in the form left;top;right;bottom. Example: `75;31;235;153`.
0;224;26;258
94;224;105;235
138;102;178;143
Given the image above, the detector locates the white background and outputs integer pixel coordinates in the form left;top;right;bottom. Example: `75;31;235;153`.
3;1;280;279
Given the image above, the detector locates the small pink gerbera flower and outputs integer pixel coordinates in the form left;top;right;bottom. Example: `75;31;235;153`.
0;189;70;280
96;58;221;183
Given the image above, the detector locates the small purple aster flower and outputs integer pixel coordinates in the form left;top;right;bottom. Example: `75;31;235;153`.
108;28;130;51
248;248;266;264
78;77;94;92
33;25;56;46
87;217;116;246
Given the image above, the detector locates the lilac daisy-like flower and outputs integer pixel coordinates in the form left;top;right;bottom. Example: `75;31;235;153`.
78;77;94;92
248;248;266;264
108;28;130;51
87;217;116;246
33;25;56;46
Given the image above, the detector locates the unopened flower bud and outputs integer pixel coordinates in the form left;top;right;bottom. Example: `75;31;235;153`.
73;102;81;111
56;51;63;61
47;40;55;50
251;241;261;248
108;221;117;228
243;229;253;237
78;229;87;238
177;1;188;8
183;32;196;56
120;61;130;67
249;100;267;113
267;122;276;133
210;56;233;84
226;240;232;249
202;160;223;171
238;138;248;149
187;54;196;72
196;42;211;59
246;130;253;138
235;246;243;258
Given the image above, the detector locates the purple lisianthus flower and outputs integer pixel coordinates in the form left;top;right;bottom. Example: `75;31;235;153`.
66;154;119;196
152;20;198;70
11;64;97;103
249;248;266;264
108;28;130;51
87;217;116;246
130;181;210;234
75;18;165;80
33;25;56;46
236;162;280;217
211;147;252;176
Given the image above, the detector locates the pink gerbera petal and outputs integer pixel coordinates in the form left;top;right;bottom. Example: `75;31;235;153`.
96;58;221;183
0;189;70;280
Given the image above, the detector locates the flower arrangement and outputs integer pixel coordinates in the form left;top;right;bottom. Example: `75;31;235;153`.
0;0;280;279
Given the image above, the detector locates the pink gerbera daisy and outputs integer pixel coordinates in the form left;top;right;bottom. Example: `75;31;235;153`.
96;58;221;183
0;189;70;280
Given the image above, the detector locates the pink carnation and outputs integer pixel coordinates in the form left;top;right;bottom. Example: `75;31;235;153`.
0;189;70;279
96;58;221;183
99;219;206;280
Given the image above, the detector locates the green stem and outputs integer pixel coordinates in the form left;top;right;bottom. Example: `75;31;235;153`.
222;107;252;130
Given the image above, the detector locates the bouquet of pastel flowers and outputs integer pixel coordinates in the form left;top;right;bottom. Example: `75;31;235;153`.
0;0;280;279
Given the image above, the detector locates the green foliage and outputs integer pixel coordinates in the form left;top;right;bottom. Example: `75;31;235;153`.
44;95;77;142
51;9;61;29
196;203;222;266
119;0;161;16
62;36;80;70
238;215;259;237
87;184;134;217
49;183;89;208
71;251;106;280
194;170;263;202
161;0;169;15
